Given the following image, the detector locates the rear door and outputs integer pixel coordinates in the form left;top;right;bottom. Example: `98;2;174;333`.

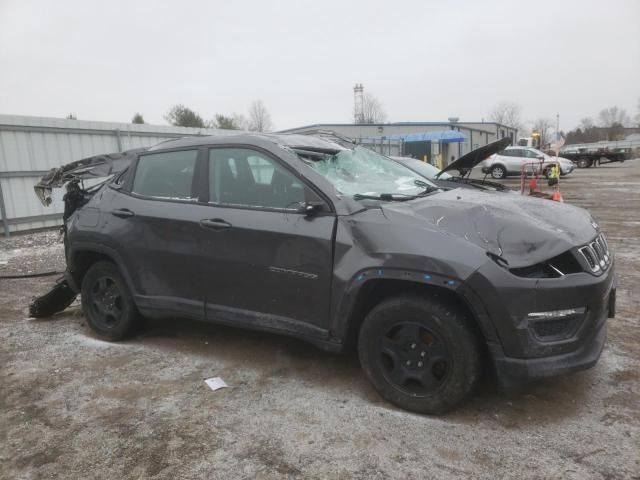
198;146;336;329
503;148;524;172
118;148;207;318
523;149;546;172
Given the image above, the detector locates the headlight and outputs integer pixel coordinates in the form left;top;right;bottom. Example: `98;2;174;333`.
508;250;583;278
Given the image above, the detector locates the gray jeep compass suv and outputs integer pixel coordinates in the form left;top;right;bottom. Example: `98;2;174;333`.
33;134;616;414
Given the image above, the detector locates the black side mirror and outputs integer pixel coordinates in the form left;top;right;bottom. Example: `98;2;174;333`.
297;201;324;215
537;155;544;160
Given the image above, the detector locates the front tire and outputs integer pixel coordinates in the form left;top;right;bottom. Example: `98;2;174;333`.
490;165;506;179
81;261;141;341
358;295;481;414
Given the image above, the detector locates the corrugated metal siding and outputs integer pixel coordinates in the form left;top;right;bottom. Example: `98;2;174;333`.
282;124;506;163
0;114;236;235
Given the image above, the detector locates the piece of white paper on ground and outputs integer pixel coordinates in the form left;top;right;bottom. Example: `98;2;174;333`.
205;377;228;391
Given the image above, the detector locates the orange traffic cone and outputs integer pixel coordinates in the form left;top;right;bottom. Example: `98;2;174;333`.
551;190;563;202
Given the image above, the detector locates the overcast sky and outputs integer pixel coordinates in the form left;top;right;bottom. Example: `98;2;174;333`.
1;0;638;131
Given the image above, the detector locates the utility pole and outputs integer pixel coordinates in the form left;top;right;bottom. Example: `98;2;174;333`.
555;113;561;161
353;84;364;124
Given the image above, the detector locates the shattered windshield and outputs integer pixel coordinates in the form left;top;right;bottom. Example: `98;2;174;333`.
296;146;437;199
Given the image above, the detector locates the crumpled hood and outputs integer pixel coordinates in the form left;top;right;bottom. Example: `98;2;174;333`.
380;189;598;268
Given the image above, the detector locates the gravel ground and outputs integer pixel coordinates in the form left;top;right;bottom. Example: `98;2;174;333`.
1;161;639;479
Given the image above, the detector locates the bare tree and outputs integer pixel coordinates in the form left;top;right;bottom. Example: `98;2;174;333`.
532;117;554;146
597;106;632;140
232;113;249;130
635;98;640;127
598;106;630;127
489;101;522;130
247;100;273;132
356;93;387;124
579;116;595;130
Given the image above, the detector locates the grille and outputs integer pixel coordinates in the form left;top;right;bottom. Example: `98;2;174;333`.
578;233;611;274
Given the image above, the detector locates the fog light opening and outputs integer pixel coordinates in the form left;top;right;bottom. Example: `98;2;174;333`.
527;308;587;341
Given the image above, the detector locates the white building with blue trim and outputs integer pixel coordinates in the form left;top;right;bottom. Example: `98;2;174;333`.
278;121;518;167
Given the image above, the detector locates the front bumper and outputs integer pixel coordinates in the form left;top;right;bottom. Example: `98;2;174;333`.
488;308;607;389
561;164;574;175
463;258;616;387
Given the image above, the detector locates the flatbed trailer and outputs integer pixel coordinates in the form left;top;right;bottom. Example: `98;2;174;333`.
560;141;640;168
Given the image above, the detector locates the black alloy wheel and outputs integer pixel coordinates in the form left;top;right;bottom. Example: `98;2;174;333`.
81;261;141;341
358;295;481;414
379;322;450;395
88;276;124;331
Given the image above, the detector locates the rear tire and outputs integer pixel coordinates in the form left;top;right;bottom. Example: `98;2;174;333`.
81;261;141;341
490;165;506;179
358;295;481;414
577;158;592;168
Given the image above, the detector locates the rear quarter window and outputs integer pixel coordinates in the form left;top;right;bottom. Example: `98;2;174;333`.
132;150;198;200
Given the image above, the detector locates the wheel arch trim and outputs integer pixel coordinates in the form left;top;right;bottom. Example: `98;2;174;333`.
67;242;138;298
332;267;499;346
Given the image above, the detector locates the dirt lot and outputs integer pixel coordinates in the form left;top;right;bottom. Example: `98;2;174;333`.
1;161;639;480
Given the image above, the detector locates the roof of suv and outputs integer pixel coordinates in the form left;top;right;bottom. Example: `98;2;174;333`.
148;133;348;152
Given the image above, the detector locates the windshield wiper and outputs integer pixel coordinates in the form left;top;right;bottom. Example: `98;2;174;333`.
353;193;418;201
414;179;441;195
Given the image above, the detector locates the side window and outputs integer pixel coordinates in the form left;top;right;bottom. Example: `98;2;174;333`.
209;148;307;209
227;157;239;178
247;156;275;185
132;150;197;199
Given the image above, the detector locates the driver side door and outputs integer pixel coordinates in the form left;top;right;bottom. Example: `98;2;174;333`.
197;146;336;331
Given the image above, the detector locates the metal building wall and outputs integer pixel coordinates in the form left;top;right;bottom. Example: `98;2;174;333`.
278;122;517;160
280;123;510;163
0;114;234;236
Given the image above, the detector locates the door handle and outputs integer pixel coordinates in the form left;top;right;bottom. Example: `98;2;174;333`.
200;218;232;231
111;208;135;218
